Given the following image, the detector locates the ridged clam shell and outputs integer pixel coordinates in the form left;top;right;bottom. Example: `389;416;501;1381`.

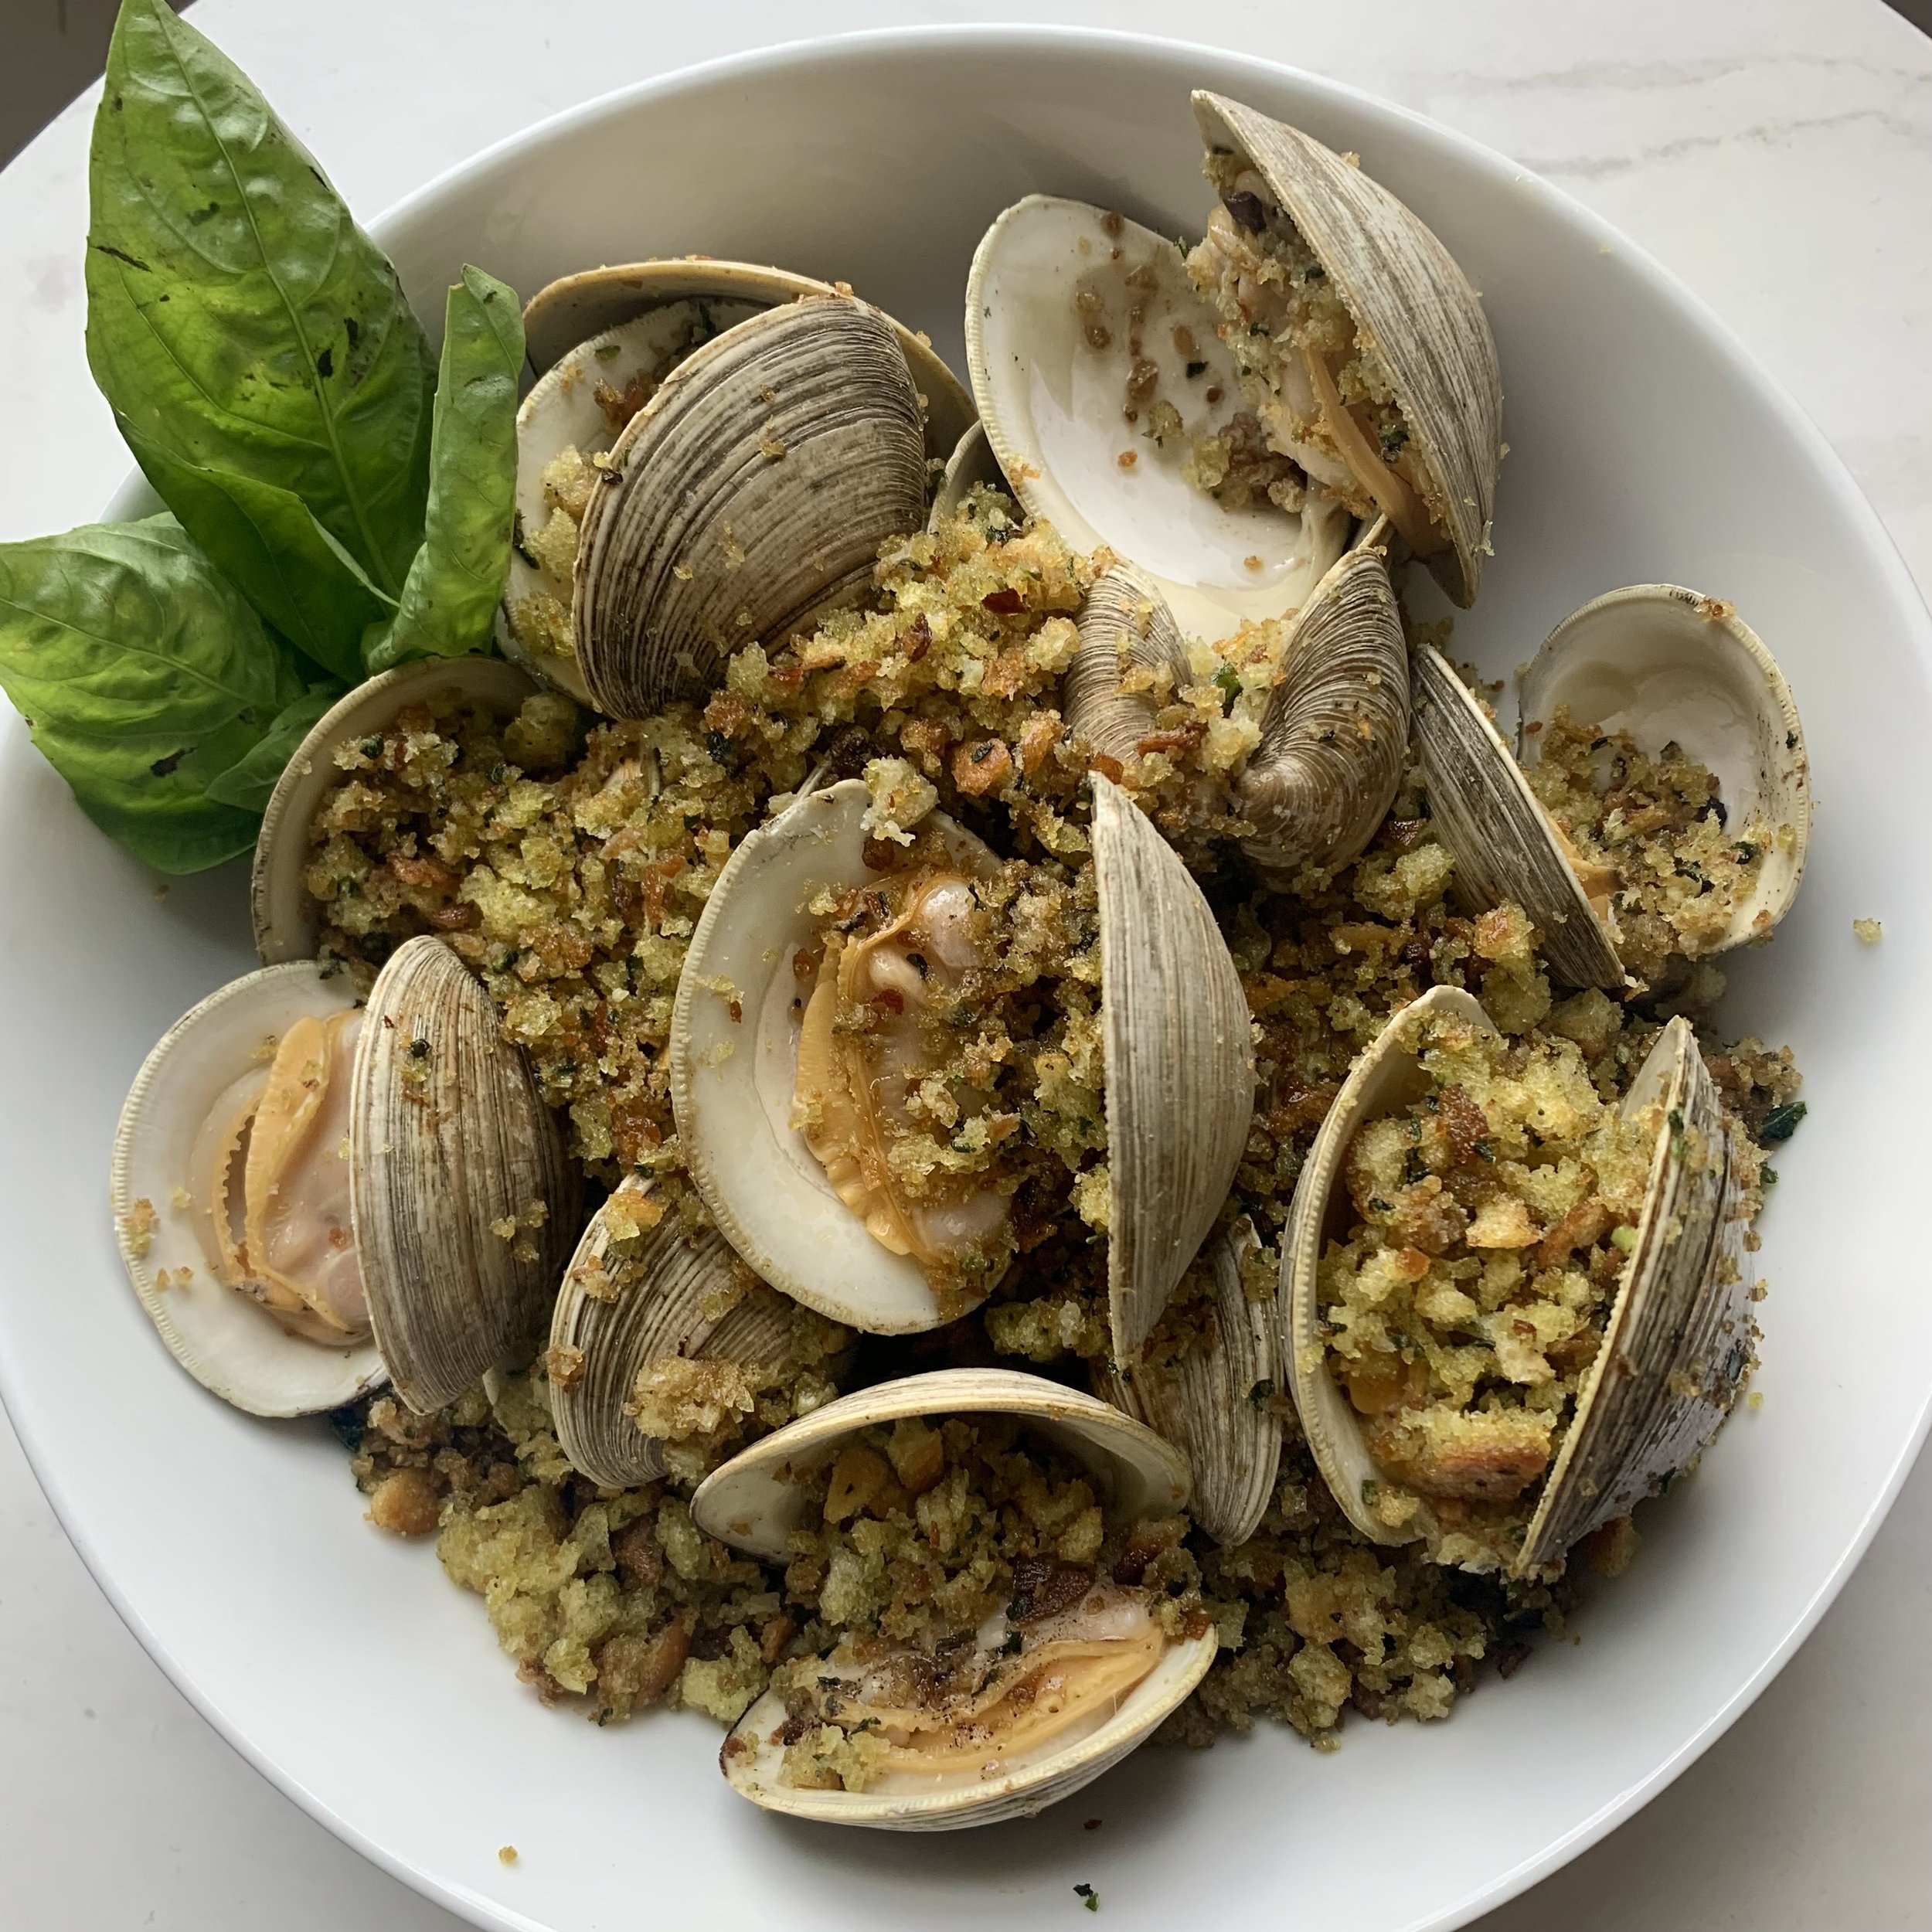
521;259;975;465
352;936;580;1412
1518;583;1810;953
964;193;1349;643
1235;526;1409;879
1061;561;1195;767
251;657;539;965
111;963;386;1417
1516;1015;1752;1573
696;1366;1204;1830
1284;987;1752;1577
1100;1219;1280;1547
571;296;927;717
1412;641;1627;990
548;1177;793;1488
1191;93;1502;609
1091;772;1254;1362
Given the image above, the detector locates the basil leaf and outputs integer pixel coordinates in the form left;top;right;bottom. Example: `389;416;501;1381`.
86;0;434;676
0;516;309;872
118;430;394;682
205;682;343;812
366;265;525;673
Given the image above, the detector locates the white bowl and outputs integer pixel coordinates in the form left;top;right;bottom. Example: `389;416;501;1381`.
2;26;1927;1932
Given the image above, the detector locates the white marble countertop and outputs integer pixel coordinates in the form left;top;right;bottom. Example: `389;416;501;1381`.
3;2;1929;1924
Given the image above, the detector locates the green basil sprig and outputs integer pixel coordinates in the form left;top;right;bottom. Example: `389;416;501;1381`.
0;518;337;872
366;266;526;672
86;0;436;681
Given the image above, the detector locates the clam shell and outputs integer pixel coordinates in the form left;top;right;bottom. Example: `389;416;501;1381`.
1235;525;1409;879
1282;984;1490;1547
497;299;764;702
521;260;975;464
669;779;999;1335
548;1177;793;1488
696;1366;1204;1831
926;418;1008;530
111;963;386;1417
691;1366;1192;1559
1516;1015;1751;1573
1100;1218;1280;1547
1191;93;1502;608
1091;772;1255;1362
252;657;539;965
1284;988;1753;1576
1518;584;1809;951
965;194;1349;643
572;295;927;718
722;1629;1216;1832
1412;641;1627;991
352;936;580;1412
1061;561;1195;767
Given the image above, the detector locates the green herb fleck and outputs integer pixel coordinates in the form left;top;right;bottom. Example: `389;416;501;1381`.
1760;1100;1808;1145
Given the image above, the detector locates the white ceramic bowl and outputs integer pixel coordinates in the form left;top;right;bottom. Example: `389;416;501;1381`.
2;27;1927;1932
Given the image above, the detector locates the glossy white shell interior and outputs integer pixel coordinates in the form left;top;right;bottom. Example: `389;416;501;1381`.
111;963;385;1416
966;194;1348;641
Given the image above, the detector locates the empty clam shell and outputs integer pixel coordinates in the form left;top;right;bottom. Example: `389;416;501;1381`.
669;779;1002;1335
1234;525;1409;879
699;1367;1213;1831
1284;985;1752;1577
1412;642;1628;991
1091;772;1255;1362
1100;1218;1280;1547
1518;584;1810;951
251;656;539;966
521;259;975;464
572;295;927;717
548;1177;793;1488
112;963;386;1417
352;936;580;1412
965;194;1350;644
1190;93;1502;608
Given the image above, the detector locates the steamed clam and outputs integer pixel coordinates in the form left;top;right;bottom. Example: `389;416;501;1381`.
691;1369;1213;1829
1284;985;1757;1578
1415;586;1810;989
506;261;975;706
1187;91;1503;607
113;937;580;1417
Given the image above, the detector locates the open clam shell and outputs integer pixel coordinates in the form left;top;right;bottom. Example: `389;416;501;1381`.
1234;524;1409;879
1518;584;1810;951
669;779;1001;1335
965;194;1350;644
1284;986;1751;1577
252;656;539;966
1412;642;1628;991
696;1368;1212;1832
926;418;1008;531
112;963;386;1417
521;259;975;464
352;936;580;1412
1100;1218;1280;1547
1189;93;1502;608
572;295;927;718
1091;773;1255;1362
547;1177;793;1488
498;299;764;701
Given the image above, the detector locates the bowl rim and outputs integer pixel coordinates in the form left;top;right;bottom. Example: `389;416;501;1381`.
6;20;1930;1932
